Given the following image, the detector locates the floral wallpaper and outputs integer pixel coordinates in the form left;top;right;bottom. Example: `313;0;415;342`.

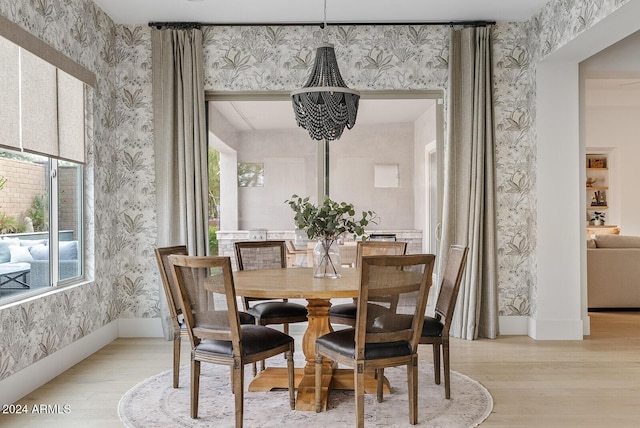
0;0;119;380
114;25;159;320
0;0;633;381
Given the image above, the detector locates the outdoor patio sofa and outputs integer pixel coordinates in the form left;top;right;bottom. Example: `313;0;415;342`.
0;237;79;288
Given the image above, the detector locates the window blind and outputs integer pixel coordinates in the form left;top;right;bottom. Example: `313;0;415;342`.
0;35;86;163
0;36;20;152
57;70;85;163
21;49;59;158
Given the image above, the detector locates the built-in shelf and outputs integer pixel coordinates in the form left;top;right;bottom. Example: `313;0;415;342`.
586;153;611;228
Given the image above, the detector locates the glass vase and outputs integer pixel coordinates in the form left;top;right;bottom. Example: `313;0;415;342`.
312;239;342;278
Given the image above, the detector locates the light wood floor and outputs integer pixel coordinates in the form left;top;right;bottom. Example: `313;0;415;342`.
1;311;639;427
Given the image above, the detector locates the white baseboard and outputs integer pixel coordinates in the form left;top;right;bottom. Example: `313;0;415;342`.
118;317;164;338
0;320;119;406
528;317;584;340
499;315;585;339
498;315;529;335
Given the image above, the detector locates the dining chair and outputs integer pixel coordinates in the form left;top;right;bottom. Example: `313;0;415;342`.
154;245;190;388
168;254;295;427
419;244;468;399
285;240;307;267
329;240;407;326
155;246;255;388
234;240;308;374
234;241;308;332
315;254;435;427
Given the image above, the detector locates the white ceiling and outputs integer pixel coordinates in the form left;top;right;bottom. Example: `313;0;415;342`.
93;0;549;25
211;98;436;131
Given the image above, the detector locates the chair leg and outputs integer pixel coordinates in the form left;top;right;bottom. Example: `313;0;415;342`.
287;348;295;410
233;360;244;428
355;363;365;428
173;336;181;388
376;368;384;403
433;342;441;385
314;352;322;412
408;356;418;424
443;341;451;399
191;360;201;419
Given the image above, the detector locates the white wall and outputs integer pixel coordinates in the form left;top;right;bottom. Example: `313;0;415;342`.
236;127;317;230
235;123;418;231
536;61;584;339
330;123;416;231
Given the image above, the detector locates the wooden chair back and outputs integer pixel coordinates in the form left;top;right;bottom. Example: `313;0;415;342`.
356;254;435;359
355;240;407;267
355;240;408;309
434;245;469;335
234;240;287;308
234;240;286;270
168;255;243;352
154;245;188;321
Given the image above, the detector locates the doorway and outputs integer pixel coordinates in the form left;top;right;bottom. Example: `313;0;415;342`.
206;91;444;251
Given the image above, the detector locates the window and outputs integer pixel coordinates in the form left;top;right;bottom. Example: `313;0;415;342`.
0;32;87;303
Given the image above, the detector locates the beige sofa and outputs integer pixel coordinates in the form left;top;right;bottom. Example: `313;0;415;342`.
587;235;640;309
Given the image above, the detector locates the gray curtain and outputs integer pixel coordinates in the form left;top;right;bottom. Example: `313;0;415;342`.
440;26;499;340
152;27;208;339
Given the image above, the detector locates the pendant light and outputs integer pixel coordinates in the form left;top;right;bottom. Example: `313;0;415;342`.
291;0;360;141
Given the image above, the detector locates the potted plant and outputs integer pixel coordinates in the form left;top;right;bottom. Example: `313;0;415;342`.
286;195;377;278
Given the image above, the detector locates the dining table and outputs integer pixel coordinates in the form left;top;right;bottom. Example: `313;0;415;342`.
231;266;390;411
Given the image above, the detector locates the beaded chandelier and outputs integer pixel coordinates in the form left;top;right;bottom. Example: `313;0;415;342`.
291;1;360;141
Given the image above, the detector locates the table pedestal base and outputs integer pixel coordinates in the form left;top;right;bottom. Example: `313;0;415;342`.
248;367;390;411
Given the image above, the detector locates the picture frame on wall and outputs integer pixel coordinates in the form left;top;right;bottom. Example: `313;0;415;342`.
237;162;264;187
587;158;606;168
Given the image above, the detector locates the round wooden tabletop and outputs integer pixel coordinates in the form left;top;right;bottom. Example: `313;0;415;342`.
232;267;359;299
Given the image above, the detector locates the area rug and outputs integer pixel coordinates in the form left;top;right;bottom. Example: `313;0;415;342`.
118;359;492;428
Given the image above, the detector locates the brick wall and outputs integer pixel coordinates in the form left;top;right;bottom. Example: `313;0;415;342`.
0;157;47;223
0;159;80;235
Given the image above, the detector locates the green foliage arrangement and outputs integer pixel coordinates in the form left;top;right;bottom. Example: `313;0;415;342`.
25;194;48;232
0;212;20;234
209;225;219;255
208;148;220;220
0;176;20;233
285;195;377;241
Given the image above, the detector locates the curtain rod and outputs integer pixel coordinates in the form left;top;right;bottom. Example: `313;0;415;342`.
148;20;495;29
